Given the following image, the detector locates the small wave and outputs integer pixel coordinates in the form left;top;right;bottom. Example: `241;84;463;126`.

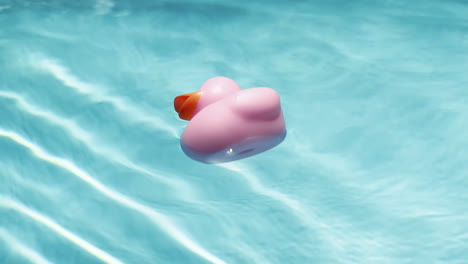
31;55;179;138
0;90;195;200
0;229;53;264
218;163;328;230
0;197;123;264
0;129;226;264
219;163;306;215
218;162;361;261
0;163;60;197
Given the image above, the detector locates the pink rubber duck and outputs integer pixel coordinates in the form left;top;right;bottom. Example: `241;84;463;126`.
174;77;286;164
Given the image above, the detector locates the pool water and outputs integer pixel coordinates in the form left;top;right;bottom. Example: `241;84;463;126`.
1;0;468;263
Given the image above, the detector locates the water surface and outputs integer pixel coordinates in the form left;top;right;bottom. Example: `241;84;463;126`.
1;0;468;263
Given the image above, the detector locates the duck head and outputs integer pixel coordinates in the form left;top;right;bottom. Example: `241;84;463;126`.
174;76;241;120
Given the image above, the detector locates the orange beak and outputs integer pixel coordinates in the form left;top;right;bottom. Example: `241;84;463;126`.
174;91;202;121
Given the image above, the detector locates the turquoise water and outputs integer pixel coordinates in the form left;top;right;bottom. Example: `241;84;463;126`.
1;0;468;263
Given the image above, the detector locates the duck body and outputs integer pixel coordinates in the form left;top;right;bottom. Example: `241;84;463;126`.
174;77;286;163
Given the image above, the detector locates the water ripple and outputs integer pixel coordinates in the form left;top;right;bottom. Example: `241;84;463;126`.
0;90;196;200
0;198;123;264
0;129;226;264
0;229;52;264
31;54;179;138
